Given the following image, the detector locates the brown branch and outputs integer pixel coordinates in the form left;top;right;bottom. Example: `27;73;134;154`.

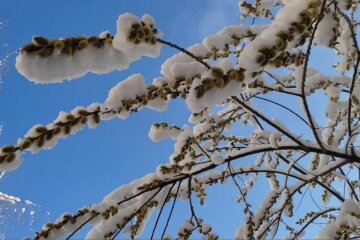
111;187;164;239
36;142;358;239
231;96;307;148
160;181;182;240
227;163;255;238
335;5;360;150
156;38;211;70
339;166;359;202
253;96;310;127
295;208;338;238
276;154;344;202
300;0;327;150
187;177;201;227
65;213;98;240
150;183;176;240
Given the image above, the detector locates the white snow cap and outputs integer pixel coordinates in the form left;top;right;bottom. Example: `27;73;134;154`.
16;42;129;84
161;44;208;78
105;74;147;119
16;13;163;84
148;124;182;142
0;151;22;172
211;155;224;165
185;59;243;113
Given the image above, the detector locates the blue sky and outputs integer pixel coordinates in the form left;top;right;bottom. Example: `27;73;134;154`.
0;0;246;238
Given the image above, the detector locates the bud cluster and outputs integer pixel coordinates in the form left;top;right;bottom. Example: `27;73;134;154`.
21;33;113;57
130;201;158;237
153;122;181;131
255;190;280;231
193;181;207;205
195;67;245;98
177;220;195;239
126;21;158;45
204;32;257;61
251;1;319;70
267;51;306;68
34;208;91;240
158;162;195;175
101;205;119;220
0;146;18;164
0;106;102;171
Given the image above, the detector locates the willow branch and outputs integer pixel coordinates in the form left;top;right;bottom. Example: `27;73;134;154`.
156;38;211;70
253;96;310;127
150;183;176;240
160;181;182;240
300;0;327;150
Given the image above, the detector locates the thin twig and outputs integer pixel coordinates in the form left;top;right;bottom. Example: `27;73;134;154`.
254;96;310;127
160;181;182;240
300;0;327;150
111;187;164;239
156;38;211;69
150;183;176;240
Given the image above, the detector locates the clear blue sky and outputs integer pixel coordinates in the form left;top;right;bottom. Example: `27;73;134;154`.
0;0;248;238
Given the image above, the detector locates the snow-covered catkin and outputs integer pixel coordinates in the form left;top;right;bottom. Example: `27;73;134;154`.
16;13;162;83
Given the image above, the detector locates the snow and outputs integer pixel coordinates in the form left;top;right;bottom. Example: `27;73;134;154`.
170;62;207;80
16;38;129;83
105;74;147;119
316;200;360;239
201;223;212;234
0;192;21;204
113;13;162;61
146;97;168;112
148;123;182;142
314;10;337;47
0;150;22;172
203;24;265;51
161;44;208;78
269;132;282;149
8;1;360;239
185;60;243;113
210;155;224;165
239;0;278;18
16;13;163;84
169;125;194;163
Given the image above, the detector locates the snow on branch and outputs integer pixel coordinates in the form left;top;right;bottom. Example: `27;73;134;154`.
5;0;360;239
16;13;162;83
